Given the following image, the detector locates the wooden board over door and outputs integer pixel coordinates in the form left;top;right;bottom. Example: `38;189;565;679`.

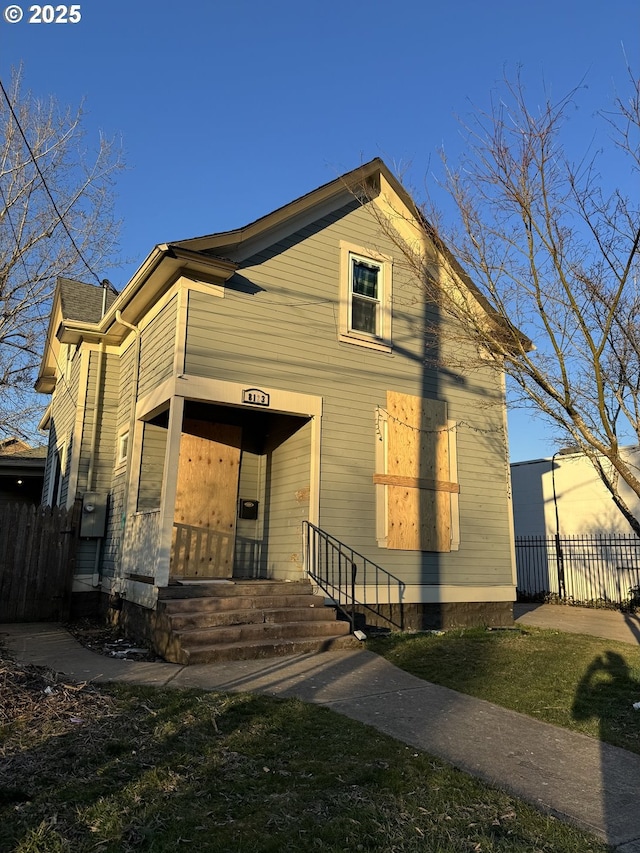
171;420;242;578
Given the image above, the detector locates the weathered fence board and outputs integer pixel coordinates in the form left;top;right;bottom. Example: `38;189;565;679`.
0;501;81;622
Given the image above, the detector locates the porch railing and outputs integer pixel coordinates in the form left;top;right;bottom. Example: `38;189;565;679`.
302;521;406;630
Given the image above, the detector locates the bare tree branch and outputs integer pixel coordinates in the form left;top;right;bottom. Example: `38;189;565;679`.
367;69;640;534
0;66;124;441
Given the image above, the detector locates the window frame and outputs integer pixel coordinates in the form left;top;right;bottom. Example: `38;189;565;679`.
47;442;66;507
116;429;130;467
339;241;392;351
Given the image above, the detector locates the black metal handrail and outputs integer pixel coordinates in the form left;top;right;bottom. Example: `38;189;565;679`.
302;521;406;630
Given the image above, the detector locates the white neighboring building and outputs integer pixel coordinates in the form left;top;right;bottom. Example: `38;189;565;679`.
511;446;640;538
511;447;640;605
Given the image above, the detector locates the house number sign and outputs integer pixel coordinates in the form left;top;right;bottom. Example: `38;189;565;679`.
242;388;270;407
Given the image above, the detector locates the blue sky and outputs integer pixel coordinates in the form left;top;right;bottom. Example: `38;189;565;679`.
2;0;637;460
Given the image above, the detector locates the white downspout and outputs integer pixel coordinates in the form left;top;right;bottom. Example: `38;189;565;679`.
89;285;109;587
116;310;142;531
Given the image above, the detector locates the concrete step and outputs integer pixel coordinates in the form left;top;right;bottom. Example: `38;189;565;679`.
159;580;314;600
158;593;326;614
180;633;363;665
164;605;334;631
175;618;352;648
154;578;356;665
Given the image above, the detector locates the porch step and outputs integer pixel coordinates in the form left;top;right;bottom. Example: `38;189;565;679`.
182;634;361;665
158;593;328;614
159;580;314;600
173;618;352;648
165;605;334;631
154;579;361;664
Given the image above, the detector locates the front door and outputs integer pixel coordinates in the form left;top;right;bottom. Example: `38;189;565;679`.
171;420;242;578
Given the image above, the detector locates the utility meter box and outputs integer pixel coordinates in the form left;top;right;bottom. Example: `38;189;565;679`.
81;492;108;537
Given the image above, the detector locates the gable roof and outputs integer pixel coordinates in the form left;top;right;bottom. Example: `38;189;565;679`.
58;278;117;323
36;158;529;395
172;158;396;256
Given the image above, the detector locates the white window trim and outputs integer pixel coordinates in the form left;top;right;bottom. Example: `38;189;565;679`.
339;240;392;351
116;428;130;467
47;441;66;507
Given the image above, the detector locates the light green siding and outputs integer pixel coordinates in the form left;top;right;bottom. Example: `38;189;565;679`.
234;450;266;576
264;420;311;580
43;348;83;506
183;200;514;590
138;295;177;398
102;468;126;580
117;342;136;430
78;351;119;495
137;422;167;511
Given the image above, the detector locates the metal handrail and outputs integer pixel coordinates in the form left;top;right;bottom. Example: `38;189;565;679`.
302;521;406;630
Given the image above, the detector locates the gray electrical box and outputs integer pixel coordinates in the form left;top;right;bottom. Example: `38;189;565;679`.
81;492;108;537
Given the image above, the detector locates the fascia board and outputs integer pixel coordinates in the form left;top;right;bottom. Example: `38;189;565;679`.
99;247;236;334
52;248;238;347
35;288;64;393
0;456;46;475
173;159;386;255
38;401;53;430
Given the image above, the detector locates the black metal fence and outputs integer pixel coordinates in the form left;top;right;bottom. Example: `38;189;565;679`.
515;534;640;608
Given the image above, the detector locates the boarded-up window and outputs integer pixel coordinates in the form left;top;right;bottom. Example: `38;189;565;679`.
374;391;459;552
137;422;168;511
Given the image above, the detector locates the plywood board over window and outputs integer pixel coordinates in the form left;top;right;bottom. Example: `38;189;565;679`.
374;391;459;552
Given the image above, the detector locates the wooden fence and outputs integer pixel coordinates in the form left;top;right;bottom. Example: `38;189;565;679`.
0;501;81;622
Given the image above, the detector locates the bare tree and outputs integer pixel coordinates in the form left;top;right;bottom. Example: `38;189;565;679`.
373;70;640;534
0;67;123;441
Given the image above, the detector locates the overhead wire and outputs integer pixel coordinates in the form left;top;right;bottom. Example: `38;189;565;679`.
0;74;109;410
0;75;104;288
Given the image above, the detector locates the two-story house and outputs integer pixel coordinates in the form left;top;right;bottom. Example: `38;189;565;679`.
36;159;517;662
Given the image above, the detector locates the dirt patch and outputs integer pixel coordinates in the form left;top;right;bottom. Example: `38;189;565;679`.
0;644;117;790
65;617;162;662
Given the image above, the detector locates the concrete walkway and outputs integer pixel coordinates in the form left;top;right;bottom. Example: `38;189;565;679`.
2;620;640;852
515;602;640;646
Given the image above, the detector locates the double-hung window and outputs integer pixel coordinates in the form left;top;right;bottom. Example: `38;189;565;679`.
350;257;382;337
339;241;392;350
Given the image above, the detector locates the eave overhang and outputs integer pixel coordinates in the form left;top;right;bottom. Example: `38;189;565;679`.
173;158;388;256
35;247;238;393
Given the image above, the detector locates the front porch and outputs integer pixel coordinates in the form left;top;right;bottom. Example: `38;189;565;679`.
111;381;335;660
119;389;321;596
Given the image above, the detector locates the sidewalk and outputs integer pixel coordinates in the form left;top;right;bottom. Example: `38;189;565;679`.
2;621;640;852
515;602;640;645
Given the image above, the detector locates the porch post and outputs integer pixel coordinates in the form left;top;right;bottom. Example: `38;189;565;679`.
155;395;185;589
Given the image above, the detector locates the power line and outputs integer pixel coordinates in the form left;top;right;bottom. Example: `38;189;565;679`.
0;76;103;288
0;181;78;409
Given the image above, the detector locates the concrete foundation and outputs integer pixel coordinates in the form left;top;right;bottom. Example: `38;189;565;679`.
357;601;514;632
